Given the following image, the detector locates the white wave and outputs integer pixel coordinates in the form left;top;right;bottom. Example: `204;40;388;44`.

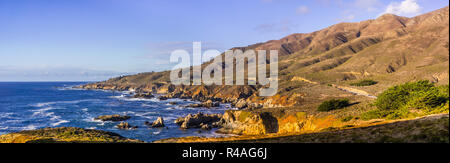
23;124;38;130
141;104;158;107
123;97;159;102
164;115;180;122
133;112;157;119
51;119;69;126
31;107;55;116
33;102;56;107
32;99;99;107
0;112;13;118
57;87;84;91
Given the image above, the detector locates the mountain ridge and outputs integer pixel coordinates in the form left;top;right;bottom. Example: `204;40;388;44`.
81;6;449;110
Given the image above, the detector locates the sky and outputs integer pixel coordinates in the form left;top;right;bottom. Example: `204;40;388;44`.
0;0;448;81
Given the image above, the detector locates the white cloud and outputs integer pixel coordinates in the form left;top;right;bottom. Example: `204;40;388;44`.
382;0;422;17
296;6;310;14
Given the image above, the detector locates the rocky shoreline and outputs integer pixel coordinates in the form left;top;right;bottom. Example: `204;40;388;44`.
74;84;353;137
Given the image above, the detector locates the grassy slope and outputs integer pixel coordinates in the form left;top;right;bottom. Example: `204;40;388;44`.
86;7;449;108
155;114;449;143
74;6;449;143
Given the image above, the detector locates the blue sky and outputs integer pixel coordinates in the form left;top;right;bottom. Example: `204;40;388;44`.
0;0;448;81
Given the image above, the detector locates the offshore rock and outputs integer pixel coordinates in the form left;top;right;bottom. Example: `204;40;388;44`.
116;122;138;130
151;117;165;128
94;114;131;122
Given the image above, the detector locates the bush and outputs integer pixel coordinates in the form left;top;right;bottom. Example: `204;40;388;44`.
374;80;445;110
318;99;350;112
363;81;449;120
350;80;378;86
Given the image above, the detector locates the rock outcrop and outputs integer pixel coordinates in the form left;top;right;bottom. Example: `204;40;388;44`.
116;122;138;130
186;100;220;108
217;110;343;135
145;117;165;128
133;93;154;99
94;115;131;122
175;113;222;129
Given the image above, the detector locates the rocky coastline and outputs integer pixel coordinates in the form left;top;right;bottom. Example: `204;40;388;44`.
73;83;358;139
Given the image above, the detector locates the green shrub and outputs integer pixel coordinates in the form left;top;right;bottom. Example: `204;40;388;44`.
350;80;378;86
362;81;449;120
318;99;350;112
374;80;446;110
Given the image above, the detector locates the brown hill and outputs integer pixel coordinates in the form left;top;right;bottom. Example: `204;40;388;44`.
82;6;449;110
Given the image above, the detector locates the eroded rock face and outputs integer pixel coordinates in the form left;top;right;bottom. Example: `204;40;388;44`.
116;122;138;130
175;113;222;129
94;115;131;122
217;110;343;135
217;110;278;135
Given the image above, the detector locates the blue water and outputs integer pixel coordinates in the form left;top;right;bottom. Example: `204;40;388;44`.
0;82;232;142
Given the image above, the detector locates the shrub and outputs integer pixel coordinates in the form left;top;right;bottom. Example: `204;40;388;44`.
374;80;445;110
350;80;378;86
318;99;350;112
362;81;449;120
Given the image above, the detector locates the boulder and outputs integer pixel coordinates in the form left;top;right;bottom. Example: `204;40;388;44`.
151;117;165;128
94;114;131;122
116;122;138;130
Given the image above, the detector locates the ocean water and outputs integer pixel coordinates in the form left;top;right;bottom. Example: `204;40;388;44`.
0;82;233;142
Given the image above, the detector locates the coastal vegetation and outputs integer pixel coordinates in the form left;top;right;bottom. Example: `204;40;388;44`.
362;81;449;120
350;80;378;86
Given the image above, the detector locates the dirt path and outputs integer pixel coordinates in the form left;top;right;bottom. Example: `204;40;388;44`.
330;84;377;98
291;76;377;98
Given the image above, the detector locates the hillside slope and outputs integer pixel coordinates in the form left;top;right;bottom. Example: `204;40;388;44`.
81;6;449;110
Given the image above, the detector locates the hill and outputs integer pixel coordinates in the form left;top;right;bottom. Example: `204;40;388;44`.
79;6;449;141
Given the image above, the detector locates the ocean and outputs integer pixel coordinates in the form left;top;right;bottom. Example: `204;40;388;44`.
0;82;232;142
